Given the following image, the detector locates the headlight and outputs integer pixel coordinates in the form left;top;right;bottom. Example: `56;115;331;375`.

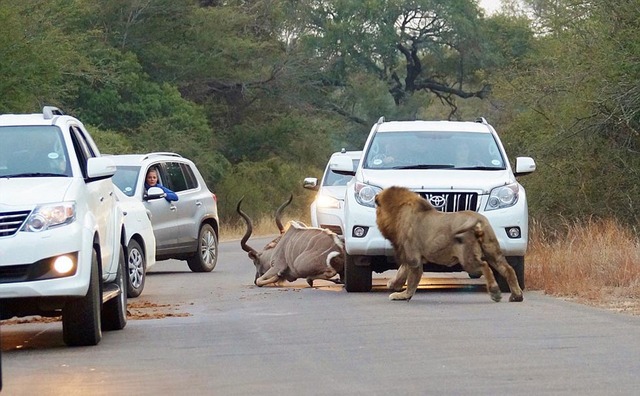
23;202;76;232
316;194;341;209
354;182;382;208
486;183;519;211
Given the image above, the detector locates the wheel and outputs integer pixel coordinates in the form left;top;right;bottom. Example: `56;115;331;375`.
494;256;525;293
187;223;218;272
126;239;145;298
344;254;372;292
63;247;102;346
102;244;128;331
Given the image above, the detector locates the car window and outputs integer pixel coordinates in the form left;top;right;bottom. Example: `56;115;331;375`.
364;131;505;169
323;159;359;186
112;165;142;196
69;125;97;178
163;162;189;192
0;126;70;177
181;163;198;190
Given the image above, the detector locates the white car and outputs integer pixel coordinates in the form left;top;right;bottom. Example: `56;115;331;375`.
113;186;156;298
0;106;127;346
332;117;536;292
303;150;361;236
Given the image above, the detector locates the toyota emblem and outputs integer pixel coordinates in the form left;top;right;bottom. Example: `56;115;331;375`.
428;195;446;208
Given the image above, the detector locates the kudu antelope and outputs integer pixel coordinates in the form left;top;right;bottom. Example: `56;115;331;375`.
237;195;345;287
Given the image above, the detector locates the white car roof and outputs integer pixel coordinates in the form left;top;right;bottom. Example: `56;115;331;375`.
107;152;186;166
330;150;362;160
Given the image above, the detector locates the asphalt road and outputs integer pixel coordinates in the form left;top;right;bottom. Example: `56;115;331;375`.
2;237;640;395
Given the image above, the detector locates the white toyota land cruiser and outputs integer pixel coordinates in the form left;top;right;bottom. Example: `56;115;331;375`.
0;106;127;346
331;117;536;292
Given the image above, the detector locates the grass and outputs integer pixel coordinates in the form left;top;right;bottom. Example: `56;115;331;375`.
220;213;297;241
221;214;640;315
527;218;640;314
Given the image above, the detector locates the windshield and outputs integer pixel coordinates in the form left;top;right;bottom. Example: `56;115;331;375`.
323;158;360;186
0;126;71;177
112;165;141;197
363;131;505;170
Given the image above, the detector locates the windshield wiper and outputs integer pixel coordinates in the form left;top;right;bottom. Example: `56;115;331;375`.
393;164;455;170
455;166;502;170
3;172;67;178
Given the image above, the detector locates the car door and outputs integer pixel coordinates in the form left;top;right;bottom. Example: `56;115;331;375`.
143;163;180;253
69;124;117;273
161;161;200;250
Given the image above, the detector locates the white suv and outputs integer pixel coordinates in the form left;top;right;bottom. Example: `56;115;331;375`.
332;117;536;292
303;149;361;236
0;106;128;346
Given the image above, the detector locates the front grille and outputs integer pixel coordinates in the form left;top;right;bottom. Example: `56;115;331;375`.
0;210;30;237
418;192;479;213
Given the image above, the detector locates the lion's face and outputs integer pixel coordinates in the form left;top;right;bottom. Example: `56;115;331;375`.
375;186;431;242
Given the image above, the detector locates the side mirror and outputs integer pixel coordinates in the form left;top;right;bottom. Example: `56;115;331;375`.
303;177;319;191
514;157;536;176
145;186;166;201
86;157;116;180
330;155;356;176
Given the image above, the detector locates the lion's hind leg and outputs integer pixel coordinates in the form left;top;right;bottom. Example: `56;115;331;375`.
478;261;501;302
389;264;422;301
487;256;524;302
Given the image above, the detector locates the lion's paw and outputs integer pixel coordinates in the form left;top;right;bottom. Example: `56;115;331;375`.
387;279;405;291
509;293;524;302
389;292;411;301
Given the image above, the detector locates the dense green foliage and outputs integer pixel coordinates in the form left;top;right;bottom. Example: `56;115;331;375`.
1;0;638;229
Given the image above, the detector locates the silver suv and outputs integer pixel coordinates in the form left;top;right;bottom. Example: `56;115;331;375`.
0;106;127;346
332;117;536;292
110;153;219;273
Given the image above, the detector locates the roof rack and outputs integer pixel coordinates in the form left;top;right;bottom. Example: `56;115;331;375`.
142;152;183;161
377;116;385;124
43;106;64;120
475;117;488;124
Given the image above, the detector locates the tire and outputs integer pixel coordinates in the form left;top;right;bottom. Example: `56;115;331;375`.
102;244;128;331
494;256;525;293
344;254;372;292
62;247;102;346
187;223;218;272
126;239;145;298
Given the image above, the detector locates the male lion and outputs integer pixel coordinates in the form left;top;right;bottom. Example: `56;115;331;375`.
375;186;523;303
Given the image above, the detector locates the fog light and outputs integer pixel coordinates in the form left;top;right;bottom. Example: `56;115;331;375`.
353;226;368;238
506;227;521;239
53;255;75;275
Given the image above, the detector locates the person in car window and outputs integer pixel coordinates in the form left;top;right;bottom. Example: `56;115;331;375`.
145;168;178;201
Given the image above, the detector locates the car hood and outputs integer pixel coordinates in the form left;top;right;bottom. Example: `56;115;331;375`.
0;178;74;207
359;168;515;194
